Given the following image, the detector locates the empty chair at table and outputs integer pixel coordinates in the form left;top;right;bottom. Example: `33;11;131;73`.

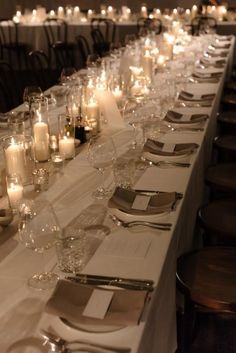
177;246;236;353
198;199;236;246
191;16;217;35
75;35;91;68
0;19;29;70
28;50;58;91
0;60;21;111
43;18;76;69
90;18;116;57
137;17;162;36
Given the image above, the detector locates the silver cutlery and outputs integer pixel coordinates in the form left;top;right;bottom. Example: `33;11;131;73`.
110;214;172;231
151;160;190;168
143;159;190;168
173;127;204;132
70;273;154;287
67;275;154;291
175;101;212;108
41;329;131;353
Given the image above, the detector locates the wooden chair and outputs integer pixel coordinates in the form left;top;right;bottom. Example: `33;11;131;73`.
213;135;236;163
0;60;21;111
75;35;91;68
205;163;236;200
217;111;236;135
137;17;162;36
191;16;217;36
90;18;116;57
28;50;58;91
0;19;29;70
177;247;236;353
198;199;236;246
43;18;75;68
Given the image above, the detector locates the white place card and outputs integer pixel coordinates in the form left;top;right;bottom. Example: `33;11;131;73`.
131;195;151;210
162;143;175;153
83;289;114;319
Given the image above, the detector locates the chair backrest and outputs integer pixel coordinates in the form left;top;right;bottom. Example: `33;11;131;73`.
0;19;19;45
28;50;53;90
75;35;91;67
43;18;68;46
90;18;116;43
91;28;110;57
137;17;162;34
0;60;20;111
137;17;162;35
52;42;75;70
191;16;217;35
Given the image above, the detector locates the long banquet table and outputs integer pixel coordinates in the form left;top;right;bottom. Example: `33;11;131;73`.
0;35;234;353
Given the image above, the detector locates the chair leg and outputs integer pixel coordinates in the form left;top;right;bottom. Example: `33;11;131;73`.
181;295;195;353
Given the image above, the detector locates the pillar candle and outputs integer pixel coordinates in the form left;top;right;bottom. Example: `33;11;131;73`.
59;137;75;159
5;142;27;181
7;183;23;209
33;121;50;161
141;50;153;79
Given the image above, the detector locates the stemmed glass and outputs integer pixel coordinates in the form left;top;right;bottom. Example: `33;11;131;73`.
87;136;117;199
23;86;43;109
18;198;62;290
60;67;77;87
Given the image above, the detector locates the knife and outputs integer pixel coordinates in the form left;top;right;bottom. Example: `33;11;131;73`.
66;274;154;291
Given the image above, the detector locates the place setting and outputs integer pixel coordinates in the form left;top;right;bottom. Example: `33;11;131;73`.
163;110;209;131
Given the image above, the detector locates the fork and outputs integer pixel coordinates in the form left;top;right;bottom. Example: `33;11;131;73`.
110;215;172;231
143;159;190;168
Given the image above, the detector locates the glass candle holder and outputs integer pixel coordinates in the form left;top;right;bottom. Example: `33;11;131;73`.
32;168;49;192
6;173;23;210
2;135;35;185
30;96;50;162
58;114;75;159
51;152;65;173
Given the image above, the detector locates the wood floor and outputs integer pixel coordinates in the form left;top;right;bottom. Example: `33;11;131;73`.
176;311;236;353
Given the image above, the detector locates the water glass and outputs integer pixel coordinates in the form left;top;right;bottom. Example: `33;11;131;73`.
56;228;89;273
113;156;135;189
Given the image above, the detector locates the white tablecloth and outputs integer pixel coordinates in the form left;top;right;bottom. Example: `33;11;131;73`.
0;36;233;353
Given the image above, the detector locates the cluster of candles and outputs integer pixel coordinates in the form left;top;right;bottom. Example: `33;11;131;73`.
3;17;193;209
13;3;228;25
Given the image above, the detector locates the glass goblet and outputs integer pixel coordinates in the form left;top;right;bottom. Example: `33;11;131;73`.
87;136;116;199
18;198;61;290
23;86;43;109
60;67;77;87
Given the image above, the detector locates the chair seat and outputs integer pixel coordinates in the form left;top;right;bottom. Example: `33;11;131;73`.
214;135;236;162
206;164;236;199
177;247;236;310
214;135;236;151
198;199;236;243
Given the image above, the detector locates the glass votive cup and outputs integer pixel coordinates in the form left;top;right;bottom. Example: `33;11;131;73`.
32;168;49;193
51;152;65;173
113;156;135;189
6;173;24;210
55;228;89;274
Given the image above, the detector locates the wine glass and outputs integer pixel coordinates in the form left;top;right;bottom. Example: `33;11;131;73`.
60;67;77;87
18;198;62;290
23;86;43;109
87;136;116;199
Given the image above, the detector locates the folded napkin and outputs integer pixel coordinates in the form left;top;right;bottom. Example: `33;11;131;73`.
45;279;149;326
108;187;177;215
193;71;222;78
201;57;226;65
143;139;198;157
206;50;228;58
212;42;231;49
164;111;208;124
178;90;215;101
